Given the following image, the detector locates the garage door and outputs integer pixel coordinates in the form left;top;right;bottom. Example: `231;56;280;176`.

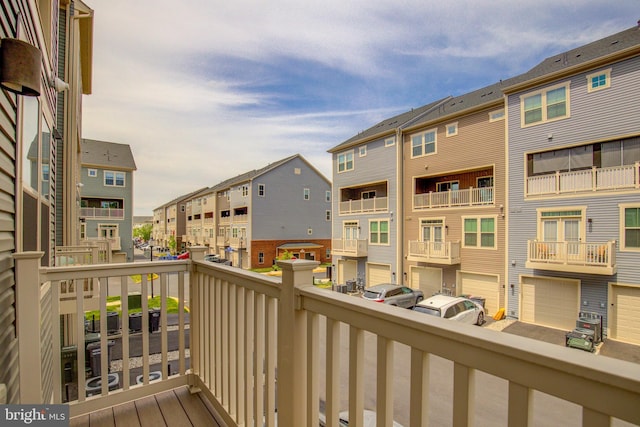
459;272;500;316
610;284;640;345
410;266;442;297
338;259;357;284
520;276;579;330
367;263;391;286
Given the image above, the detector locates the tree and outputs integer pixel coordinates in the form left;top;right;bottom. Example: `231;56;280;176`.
133;223;152;241
169;235;177;254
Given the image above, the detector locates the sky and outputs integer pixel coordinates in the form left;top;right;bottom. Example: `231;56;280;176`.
81;0;639;216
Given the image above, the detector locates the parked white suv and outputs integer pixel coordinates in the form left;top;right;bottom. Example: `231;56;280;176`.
413;294;485;325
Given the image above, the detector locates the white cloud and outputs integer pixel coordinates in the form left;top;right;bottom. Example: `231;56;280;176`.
81;0;639;214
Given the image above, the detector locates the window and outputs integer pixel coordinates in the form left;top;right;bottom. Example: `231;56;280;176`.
98;224;119;239
411;129;436;157
294;168;301;175
88;168;97;177
180;204;185;213
362;190;376;199
338;151;354;173
521;83;569;126
104;171;125;187
308;227;313;235
437;181;459;192
369;220;389;245
537;208;584;255
621;204;640;250
258;252;265;264
359;146;367;157
344;221;359;240
489;109;505;122
304;188;310;200
446;122;458;137
326;210;331;221
587;69;611;93
258;184;265;197
325;190;331;202
463;217;496;248
242;185;249;197
385;137;395;147
80;223;86;239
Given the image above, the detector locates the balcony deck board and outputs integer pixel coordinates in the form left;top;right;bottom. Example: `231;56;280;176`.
69;387;222;427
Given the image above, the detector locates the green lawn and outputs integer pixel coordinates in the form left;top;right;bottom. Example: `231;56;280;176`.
84;295;186;321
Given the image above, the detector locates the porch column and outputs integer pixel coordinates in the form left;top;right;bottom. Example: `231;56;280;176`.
13;251;45;404
276;259;318;427
188;245;207;261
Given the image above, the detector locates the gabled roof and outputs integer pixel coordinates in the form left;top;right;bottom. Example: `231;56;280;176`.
161;187;209;209
328;97;450;153
505;25;640;92
81;139;137;170
405;81;510;131
211;153;330;190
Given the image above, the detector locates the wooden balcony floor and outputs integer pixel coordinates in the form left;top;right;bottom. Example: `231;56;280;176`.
69;386;223;427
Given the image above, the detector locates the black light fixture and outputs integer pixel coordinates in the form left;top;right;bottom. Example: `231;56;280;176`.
0;38;42;96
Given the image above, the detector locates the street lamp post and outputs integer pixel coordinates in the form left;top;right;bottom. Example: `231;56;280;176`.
238;237;243;269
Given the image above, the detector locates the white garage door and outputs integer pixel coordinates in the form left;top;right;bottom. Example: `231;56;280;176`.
338;259;357;284
410;266;442;297
520;276;579;330
367;263;391;286
459;272;500;316
610;284;640;345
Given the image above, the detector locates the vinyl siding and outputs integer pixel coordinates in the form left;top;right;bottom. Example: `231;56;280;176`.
403;104;507;293
507;54;640;325
332;135;398;281
251;156;331;240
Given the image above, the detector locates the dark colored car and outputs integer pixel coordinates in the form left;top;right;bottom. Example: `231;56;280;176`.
361;284;424;308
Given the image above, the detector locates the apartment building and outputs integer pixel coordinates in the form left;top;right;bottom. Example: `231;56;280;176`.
328;100;447;287
402;83;508;316
153;187;207;252
505;25;640;343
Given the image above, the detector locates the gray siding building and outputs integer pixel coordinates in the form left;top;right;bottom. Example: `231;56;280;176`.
505;26;640;343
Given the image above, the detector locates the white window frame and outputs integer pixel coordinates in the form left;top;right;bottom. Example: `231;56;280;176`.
462;215;497;249
536;207;585;244
619;203;640;252
88;168;97;177
337;151;354;173
80;223;86;239
369;219;390;246
303;188;310;200
258;252;265;264
242;185;249;197
489;109;505;122
445;122;458;137
410;128;437;158
520;82;570;127
325;190;331;202
385;137;395;147
326;210;331;221
359;145;367;157
104;170;126;187
258;184;265;197
98;223;119;239
586;68;611;93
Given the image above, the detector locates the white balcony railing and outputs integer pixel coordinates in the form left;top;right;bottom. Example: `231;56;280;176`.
526;240;617;275
414;187;494;209
80;207;124;219
527;163;640;196
407;240;461;264
331;238;368;257
14;249;640;426
339;196;388;214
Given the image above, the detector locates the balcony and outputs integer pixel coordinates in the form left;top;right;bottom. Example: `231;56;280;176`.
414;187;494;209
526;240;617;275
527;163;640;196
80;207;124;219
338;196;388;215
407;240;461;265
332;238;368;257
13;250;640;426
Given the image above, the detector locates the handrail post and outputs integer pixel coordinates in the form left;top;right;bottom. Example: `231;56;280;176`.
276;259;318;427
188;245;207;261
13;251;45;404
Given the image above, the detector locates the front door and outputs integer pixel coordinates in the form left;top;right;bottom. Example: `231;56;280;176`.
421;219;444;256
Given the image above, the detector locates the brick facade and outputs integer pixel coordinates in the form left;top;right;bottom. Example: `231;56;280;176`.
250;239;331;269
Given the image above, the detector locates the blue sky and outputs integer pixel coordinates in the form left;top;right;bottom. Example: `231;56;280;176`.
81;0;639;216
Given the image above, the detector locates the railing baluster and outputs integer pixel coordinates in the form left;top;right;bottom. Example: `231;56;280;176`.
254;292;265;426
308;313;320;427
244;289;255;426
178;271;185;375
265;296;277;426
215;277;222;397
453;362;471;427
508;382;530;427
160;273;168;379
141;275;150;386
236;285;245;424
376;336;394;427
99;277;109;396
120;275;130;391
222;280;229;407
326;317;341;427
410;349;429;427
348;326;364;427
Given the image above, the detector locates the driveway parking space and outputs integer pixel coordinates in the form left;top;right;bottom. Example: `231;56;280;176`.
492;320;640;363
